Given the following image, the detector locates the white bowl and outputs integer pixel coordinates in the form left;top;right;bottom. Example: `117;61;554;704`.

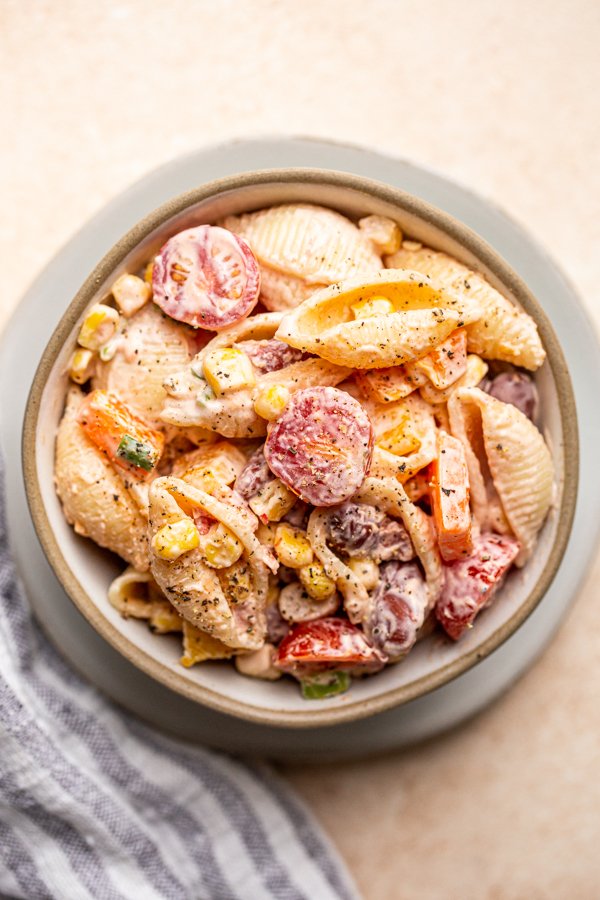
23;169;578;727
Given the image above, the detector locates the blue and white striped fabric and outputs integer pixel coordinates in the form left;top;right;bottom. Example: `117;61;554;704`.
0;462;359;900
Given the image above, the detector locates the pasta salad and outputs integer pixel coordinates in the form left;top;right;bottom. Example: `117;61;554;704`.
54;203;553;700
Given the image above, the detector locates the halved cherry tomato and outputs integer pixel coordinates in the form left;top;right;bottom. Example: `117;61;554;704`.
435;533;520;640
276;617;386;674
152;225;260;331
264;387;373;507
430;430;472;562
77;389;164;477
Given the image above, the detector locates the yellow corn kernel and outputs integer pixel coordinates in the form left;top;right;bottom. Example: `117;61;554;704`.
358;215;402;255
256;522;278;547
144;261;155;284
199;443;246;484
377;417;421;457
274;524;314;569
151;519;200;561
253;384;290;421
266;575;280;606
200;522;243;569
174;441;246;489
218;560;252;604
181;465;221;495
77;304;120;351
112;273;152;317
68;348;95;384
347;557;380;592
351;295;395;320
203;348;256;395
298;562;337;601
249;479;297;523
462;354;489;388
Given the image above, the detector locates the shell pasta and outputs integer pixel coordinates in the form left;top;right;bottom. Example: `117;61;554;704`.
54;204;553;699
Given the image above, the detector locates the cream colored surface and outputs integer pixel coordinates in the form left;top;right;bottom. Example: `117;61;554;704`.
2;2;599;898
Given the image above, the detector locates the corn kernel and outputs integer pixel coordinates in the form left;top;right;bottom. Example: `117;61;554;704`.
256;522;278;547
351;295;395;320
203;348;256;396
358;215;402;255
175;442;246;488
200;522;244;568
266;575;280;605
112;273;152;317
253;384;290;421
347;557;380;592
274;524;314;568
217;559;252;603
77;304;120;351
298;562;337;601
152;519;200;561
182;465;221;495
249;480;297;523
68;348;95;384
144;261;155;284
463;354;489;387
202;444;246;484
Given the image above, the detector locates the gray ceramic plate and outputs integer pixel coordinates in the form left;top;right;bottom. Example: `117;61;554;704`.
4;138;600;759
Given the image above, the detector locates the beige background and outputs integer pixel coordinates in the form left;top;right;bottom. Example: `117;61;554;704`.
2;2;600;898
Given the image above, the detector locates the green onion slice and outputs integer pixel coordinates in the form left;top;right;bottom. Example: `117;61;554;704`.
116;434;156;471
300;671;350;700
190;370;216;405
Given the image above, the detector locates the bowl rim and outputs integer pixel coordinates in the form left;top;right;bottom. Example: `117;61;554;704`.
22;167;579;728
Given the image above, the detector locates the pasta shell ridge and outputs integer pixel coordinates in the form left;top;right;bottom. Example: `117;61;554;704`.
386;244;545;370
257;264;319;312
454;387;554;563
223;204;382;284
93;303;194;429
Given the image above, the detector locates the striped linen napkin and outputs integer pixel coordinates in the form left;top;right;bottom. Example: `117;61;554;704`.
0;462;359;900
